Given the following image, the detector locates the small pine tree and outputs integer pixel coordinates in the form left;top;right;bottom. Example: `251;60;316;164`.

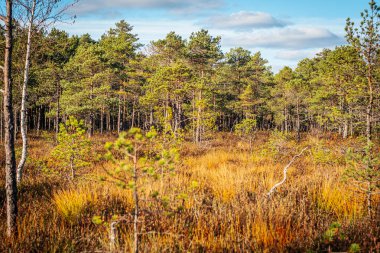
344;140;380;219
235;118;257;152
103;127;179;252
51;116;91;180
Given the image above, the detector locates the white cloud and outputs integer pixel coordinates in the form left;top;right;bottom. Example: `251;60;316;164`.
223;27;344;49
204;11;288;31
72;0;223;15
59;8;347;74
275;49;322;60
58;18;200;43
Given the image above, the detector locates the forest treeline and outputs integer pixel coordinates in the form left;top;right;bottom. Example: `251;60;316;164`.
1;19;379;143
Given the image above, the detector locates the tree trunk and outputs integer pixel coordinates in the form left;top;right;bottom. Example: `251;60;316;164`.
37;106;41;136
45;107;48;130
31;108;35;130
296;98;301;143
284;107;288;133
349;107;353;137
70;156;75;180
1;97;3;143
366;73;374;219
4;0;18;237
131;99;135;128
17;0;36;183
178;101;183;129
117;95;121;134
342;120;348;139
88;82;94;138
132;150;139;253
14;109;18;139
366;76;373;146
107;110;111;132
49;114;52;130
88;115;93;138
149;107;153;128
55;83;60;141
192;90;196;141
137;111;140;129
100;107;104;134
195;90;202;143
123;95;126;131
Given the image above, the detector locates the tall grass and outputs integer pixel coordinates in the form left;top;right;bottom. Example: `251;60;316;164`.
0;132;378;252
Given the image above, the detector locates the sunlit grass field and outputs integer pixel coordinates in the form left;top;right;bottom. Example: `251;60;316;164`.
0;132;379;252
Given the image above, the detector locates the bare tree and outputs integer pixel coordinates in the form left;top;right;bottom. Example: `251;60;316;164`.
1;0;18;237
15;0;77;184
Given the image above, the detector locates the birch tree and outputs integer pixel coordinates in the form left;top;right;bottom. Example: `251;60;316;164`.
15;0;77;183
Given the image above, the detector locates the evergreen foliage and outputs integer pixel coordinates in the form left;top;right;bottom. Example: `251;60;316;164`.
51;116;91;179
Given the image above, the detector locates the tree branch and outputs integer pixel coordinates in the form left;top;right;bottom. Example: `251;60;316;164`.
267;147;309;198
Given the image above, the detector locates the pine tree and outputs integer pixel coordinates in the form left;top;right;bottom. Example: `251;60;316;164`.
99;20;141;133
143;32;191;133
271;66;294;132
61;41;107;136
345;0;380;218
51;116;91;180
187;29;222;143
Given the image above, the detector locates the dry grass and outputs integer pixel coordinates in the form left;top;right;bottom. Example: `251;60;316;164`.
0;131;379;252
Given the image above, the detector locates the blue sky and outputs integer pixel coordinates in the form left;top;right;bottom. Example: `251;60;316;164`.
59;0;369;72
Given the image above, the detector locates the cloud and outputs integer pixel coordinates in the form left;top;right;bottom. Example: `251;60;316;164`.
204;11;288;31
275;49;322;60
224;27;344;49
72;0;224;16
58;18;200;42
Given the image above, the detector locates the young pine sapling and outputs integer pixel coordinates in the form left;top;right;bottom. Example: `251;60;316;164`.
101;127;180;253
235;118;257;152
51;116;91;180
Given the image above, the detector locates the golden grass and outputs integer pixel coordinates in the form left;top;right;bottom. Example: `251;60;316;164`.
316;177;365;220
0;132;378;252
53;185;100;223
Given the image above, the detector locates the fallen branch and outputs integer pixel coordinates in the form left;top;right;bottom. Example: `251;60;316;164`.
267;147;309;198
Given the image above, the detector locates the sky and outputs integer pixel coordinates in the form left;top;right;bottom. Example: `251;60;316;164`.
58;0;369;73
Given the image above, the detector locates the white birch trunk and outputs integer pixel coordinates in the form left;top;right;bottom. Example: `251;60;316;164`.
17;0;36;184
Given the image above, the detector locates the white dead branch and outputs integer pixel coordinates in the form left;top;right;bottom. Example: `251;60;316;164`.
267;147;309;198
